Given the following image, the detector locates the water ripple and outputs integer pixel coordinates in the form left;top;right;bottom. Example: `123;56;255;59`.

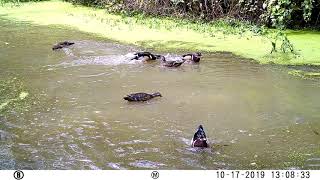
129;160;166;169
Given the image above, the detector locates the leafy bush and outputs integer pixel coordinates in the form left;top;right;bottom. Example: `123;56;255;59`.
2;0;318;29
269;31;294;54
262;0;293;28
302;0;315;22
261;0;319;28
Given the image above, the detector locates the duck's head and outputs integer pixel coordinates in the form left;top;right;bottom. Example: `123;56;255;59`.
155;55;166;62
195;52;202;57
149;54;157;60
192;125;208;148
152;92;162;97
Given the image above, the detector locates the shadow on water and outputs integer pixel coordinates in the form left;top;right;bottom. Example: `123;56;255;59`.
0;18;320;170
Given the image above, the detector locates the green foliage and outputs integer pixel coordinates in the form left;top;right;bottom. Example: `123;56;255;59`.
170;0;184;5
261;0;318;28
0;0;47;2
269;31;294;54
62;0;320;29
2;0;319;29
239;0;265;21
302;0;315;22
263;0;293;29
0;0;48;6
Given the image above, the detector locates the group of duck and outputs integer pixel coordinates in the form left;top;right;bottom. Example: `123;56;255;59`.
130;51;202;68
52;41;209;148
52;41;202;67
123;51;201;101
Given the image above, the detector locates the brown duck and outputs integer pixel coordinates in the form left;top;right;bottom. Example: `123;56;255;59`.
182;52;202;63
52;41;75;50
130;52;161;61
160;56;186;67
191;125;209;148
123;92;162;102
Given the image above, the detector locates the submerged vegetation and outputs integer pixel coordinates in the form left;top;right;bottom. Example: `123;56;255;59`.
288;70;320;79
0;77;29;113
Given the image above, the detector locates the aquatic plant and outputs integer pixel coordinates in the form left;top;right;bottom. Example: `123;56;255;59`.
61;0;320;29
288;70;320;79
269;31;294;54
0;77;30;114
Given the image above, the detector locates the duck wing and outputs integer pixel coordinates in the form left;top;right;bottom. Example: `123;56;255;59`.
164;61;175;67
124;93;153;101
134;52;152;56
64;41;75;46
182;53;193;57
131;52;156;61
52;41;74;50
172;61;184;67
164;60;184;67
52;45;63;50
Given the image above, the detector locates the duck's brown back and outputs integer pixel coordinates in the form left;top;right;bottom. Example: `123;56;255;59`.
124;93;153;101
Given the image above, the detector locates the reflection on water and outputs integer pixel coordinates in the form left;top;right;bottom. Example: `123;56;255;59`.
0;18;320;170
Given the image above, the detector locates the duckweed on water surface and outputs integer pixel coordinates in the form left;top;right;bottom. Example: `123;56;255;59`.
288;70;320;80
1;1;320;66
0;78;29;113
1;12;320;169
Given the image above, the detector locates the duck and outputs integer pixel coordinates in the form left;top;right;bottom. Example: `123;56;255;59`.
182;52;202;63
191;125;209;148
123;92;162;102
161;56;186;67
130;52;160;61
52;41;75;50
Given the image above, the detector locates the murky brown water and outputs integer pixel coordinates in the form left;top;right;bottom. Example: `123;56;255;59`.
0;18;320;170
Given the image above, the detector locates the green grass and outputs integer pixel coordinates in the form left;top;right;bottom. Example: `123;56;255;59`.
1;1;320;65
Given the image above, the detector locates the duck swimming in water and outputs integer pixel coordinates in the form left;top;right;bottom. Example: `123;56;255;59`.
123;92;162;102
160;55;186;67
191;125;209;148
182;52;202;63
130;52;161;61
163;59;186;67
52;41;75;50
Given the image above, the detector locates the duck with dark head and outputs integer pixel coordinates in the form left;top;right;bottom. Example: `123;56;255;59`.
52;41;75;50
123;92;162;102
191;125;209;148
130;52;161;61
182;52;202;63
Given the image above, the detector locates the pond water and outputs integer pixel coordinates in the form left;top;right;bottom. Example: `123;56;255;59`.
0;18;319;170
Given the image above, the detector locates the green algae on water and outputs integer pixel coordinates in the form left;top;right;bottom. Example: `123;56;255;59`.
19;91;28;100
0;92;29;111
0;78;29;112
0;1;320;65
288;70;320;79
0;101;9;110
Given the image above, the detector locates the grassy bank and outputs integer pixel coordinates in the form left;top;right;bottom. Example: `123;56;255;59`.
1;1;320;65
